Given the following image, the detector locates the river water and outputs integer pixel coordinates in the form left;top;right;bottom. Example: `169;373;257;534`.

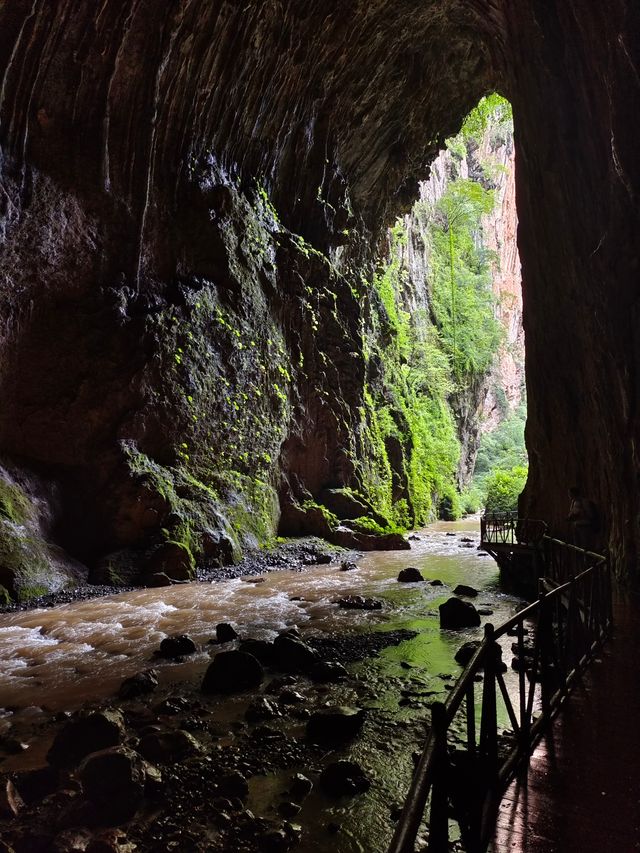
0;518;526;851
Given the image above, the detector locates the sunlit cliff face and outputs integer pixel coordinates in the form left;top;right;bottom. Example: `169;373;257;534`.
0;1;638;590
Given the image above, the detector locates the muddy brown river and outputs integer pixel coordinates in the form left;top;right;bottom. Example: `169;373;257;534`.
0;519;526;852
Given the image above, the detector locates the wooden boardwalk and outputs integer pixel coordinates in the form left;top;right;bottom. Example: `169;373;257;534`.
490;594;640;852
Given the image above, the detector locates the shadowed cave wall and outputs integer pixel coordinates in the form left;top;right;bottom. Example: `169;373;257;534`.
0;0;637;595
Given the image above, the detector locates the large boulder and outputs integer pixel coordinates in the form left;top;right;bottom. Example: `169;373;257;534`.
47;710;125;768
77;747;151;825
318;488;387;527
145;542;195;581
201;530;236;566
201;650;264;693
238;638;275;665
439;597;481;630
306;706;366;745
329;528;410;551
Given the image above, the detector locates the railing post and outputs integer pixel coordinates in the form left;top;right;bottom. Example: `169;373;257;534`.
479;624;498;777
538;591;553;719
516;619;530;748
428;701;449;853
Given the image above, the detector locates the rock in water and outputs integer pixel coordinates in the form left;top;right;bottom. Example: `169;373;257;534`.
201;650;264;693
290;773;313;800
238;638;276;665
453;584;478;597
455;640;482;666
245;697;281;722
339;560;358;572
47;710;125;768
216;770;249;799
78;747;150;824
273;634;319;672
309;660;348;683
216;622;238;643
138;730;202;763
306;706;366;744
319;760;370;796
337;596;382;610
118;669;159;699
158;634;197;658
439;598;481;630
397;567;424;582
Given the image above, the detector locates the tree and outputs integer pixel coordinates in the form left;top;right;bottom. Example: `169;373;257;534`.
484;466;528;513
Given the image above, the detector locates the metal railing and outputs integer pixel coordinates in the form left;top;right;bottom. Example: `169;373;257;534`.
388;539;611;853
480;512;548;548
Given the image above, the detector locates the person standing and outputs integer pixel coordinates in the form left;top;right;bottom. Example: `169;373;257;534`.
567;486;598;550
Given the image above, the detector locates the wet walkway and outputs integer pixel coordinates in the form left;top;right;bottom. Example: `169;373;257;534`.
490;593;640;852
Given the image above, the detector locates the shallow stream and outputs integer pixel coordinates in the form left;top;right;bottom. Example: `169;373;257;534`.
0;518;526;852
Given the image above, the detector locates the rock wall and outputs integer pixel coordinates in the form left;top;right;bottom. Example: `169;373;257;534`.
0;0;638;591
479;133;525;431
503;1;640;576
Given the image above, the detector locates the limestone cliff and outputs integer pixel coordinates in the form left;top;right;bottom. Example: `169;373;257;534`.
383;106;522;495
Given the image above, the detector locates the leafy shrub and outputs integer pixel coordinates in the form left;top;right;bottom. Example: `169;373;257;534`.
460;487;483;515
484;466;528;513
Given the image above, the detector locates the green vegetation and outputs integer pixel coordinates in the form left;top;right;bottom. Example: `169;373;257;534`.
358;95;513;525
475;402;527;484
474;401;528;510
484;465;528;513
428;180;502;384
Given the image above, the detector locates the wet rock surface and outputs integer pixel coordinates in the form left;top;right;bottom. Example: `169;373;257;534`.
0;519;526;852
158;635;197;658
397;567;425;583
454;641;482;666
77;747;150;825
47;711;125;769
453;584;478;598
307;707;366;745
216;623;239;643
118;669;159;700
308;630;417;664
319;761;371;797
202;651;265;693
0;608;444;853
439;597;481;630
337;596;383;611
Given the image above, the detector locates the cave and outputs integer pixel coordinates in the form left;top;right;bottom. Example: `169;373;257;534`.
0;1;637;599
0;1;638;849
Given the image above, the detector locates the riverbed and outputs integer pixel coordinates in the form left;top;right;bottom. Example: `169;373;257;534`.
0;518;526;852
